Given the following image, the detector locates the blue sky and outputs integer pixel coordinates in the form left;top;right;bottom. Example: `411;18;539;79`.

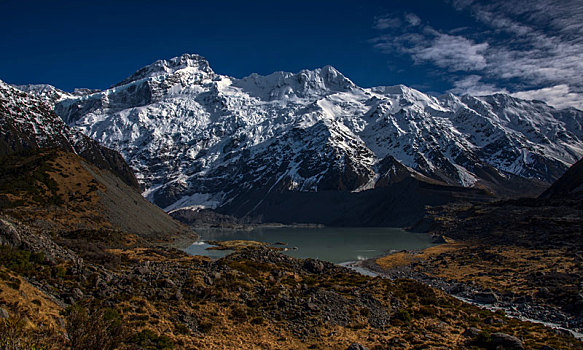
1;0;582;109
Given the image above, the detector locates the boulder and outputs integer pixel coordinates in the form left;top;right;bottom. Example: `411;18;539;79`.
490;332;524;350
474;290;499;304
0;219;22;247
303;259;325;274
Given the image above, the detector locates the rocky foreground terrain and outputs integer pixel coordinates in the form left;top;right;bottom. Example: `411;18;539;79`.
0;149;581;349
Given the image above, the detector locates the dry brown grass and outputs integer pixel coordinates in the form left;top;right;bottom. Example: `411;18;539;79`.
0;267;64;333
206;240;268;251
376;242;468;270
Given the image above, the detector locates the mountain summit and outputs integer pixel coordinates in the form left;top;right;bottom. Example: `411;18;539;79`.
114;53;214;87
19;54;583;224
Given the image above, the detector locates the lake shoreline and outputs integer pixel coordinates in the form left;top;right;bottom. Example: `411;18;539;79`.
181;226;435;264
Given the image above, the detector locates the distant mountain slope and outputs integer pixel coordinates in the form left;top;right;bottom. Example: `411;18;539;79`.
539;157;583;200
19;54;583;224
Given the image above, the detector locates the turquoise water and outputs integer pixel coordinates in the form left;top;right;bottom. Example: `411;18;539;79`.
184;226;435;264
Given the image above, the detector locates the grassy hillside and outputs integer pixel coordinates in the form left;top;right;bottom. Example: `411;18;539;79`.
0;149;195;240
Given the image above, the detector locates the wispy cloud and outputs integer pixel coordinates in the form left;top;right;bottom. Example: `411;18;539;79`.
372;26;488;72
413;33;488;71
373;15;401;30
512;85;583;110
371;1;583;109
450;75;507;96
404;13;421;26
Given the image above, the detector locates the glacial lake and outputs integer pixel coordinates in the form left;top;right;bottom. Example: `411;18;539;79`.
184;226;435;264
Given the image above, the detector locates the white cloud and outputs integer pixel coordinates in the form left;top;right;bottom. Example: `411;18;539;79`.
372;26;488;72
413;34;488;71
449;75;507;96
371;1;583;109
512;85;583;110
405;13;421;26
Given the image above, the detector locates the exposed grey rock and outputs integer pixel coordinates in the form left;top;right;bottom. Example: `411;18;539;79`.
462;327;482;338
72;288;84;301
347;343;369;350
0;218;22;247
303;259;325;274
0;307;9;319
0;216;78;264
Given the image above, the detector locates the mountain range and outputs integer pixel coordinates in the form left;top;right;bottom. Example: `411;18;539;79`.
14;53;583;225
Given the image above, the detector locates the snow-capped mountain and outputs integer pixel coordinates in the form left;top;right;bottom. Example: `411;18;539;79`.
0;80;138;189
19;54;583;221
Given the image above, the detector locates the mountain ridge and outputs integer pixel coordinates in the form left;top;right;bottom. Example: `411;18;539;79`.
15;53;583;223
1;80;139;189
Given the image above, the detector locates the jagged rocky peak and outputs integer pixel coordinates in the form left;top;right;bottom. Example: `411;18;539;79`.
299;65;354;88
114;53;214;87
371;84;444;110
15;84;101;109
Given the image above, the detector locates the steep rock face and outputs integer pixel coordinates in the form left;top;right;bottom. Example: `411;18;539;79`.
21;54;583;216
0;81;139;189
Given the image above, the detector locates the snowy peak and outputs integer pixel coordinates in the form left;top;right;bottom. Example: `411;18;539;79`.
234;65;355;100
14;83;75;108
114;53;214;87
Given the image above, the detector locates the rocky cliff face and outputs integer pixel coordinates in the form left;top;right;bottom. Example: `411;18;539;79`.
19;54;583;221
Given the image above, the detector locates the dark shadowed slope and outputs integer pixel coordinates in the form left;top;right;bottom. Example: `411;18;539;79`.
539;157;583;200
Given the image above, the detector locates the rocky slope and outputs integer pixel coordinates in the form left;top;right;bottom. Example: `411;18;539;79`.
1;81;194;238
0;148;195;240
1;80;139;189
20;54;583;223
371;158;583;336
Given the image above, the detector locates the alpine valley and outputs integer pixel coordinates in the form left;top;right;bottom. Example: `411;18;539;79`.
17;53;583;226
2;53;583;349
